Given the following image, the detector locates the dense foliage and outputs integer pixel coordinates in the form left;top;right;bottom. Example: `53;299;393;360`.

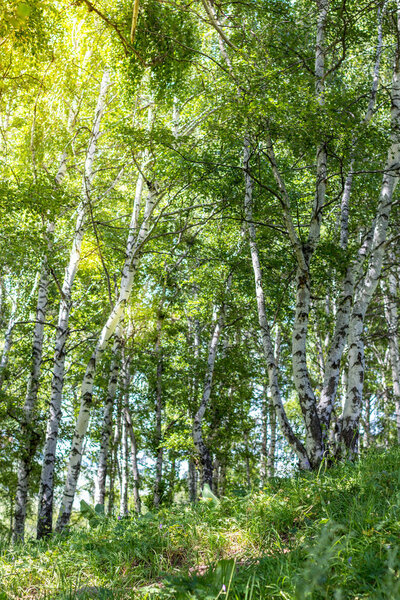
1;0;400;595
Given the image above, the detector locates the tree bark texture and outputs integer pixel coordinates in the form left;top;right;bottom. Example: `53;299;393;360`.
56;149;158;532
95;331;122;506
37;71;111;538
13;224;54;543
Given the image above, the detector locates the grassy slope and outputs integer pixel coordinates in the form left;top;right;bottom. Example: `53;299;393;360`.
1;449;400;599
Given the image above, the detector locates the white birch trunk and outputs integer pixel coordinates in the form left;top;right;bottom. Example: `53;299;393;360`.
120;412;129;517
36;70;111;538
193;313;224;488
339;20;400;454
319;5;386;439
243;139;310;469
264;132;323;466
13;224;54;542
108;399;122;516
0;296;17;391
318;229;374;436
382;274;400;444
153;296;164;508
125;406;141;514
260;382;268;486
95;330;122;506
267;391;277;478
56;177;158;531
193;280;231;488
120;347;131;516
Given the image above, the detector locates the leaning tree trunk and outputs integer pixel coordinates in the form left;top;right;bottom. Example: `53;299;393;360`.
13;223;54;543
318;7;385;439
36;71;111;539
243;138;310;469
339;13;400;456
55;170;158;531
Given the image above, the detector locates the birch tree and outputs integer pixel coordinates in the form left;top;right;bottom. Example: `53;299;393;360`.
55;160;159;531
382;271;400;444
193;276;231;489
36;70;111;538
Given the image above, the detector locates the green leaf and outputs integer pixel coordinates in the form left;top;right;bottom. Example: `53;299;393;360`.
16;3;31;18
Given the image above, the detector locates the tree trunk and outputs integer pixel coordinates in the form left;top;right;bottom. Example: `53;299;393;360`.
55;151;158;532
260;383;268;487
153;300;164;508
119;347;131;517
243;138;310;469
267;392;277;478
193;286;230;489
0;295;17;392
382;273;400;444
188;458;197;502
212;458;220;496
37;71;111;538
339;28;400;455
125;406;141;514
95;332;122;506
119;411;129;517
107;402;122;517
244;432;251;489
13;224;54;543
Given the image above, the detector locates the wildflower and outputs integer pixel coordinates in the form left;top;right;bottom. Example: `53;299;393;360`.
348;557;352;564
159;523;163;529
222;584;226;592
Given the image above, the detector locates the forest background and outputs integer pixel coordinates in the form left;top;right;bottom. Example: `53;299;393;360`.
1;0;400;596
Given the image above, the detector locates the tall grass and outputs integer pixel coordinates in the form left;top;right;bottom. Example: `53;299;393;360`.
1;449;400;599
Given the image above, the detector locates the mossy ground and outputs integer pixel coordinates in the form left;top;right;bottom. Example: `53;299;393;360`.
1;449;400;599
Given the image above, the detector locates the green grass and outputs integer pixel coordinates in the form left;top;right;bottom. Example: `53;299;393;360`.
2;449;400;599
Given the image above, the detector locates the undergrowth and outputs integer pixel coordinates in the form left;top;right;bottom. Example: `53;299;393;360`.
1;449;400;599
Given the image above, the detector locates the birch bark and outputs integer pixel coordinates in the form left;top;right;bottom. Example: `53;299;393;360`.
0;295;17;392
36;71;111;538
125;406;141;513
108;399;122;516
120;345;131;516
56;176;158;531
95;331;122;506
13;222;54;543
382;273;400;444
119;413;129;517
243;139;310;469
260;382;268;486
318;6;386;438
153;293;165;508
193;280;231;489
339;14;400;454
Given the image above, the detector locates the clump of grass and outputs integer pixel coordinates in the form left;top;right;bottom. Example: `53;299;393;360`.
1;448;400;599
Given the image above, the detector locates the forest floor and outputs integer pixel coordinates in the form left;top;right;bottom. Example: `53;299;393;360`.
1;449;400;599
